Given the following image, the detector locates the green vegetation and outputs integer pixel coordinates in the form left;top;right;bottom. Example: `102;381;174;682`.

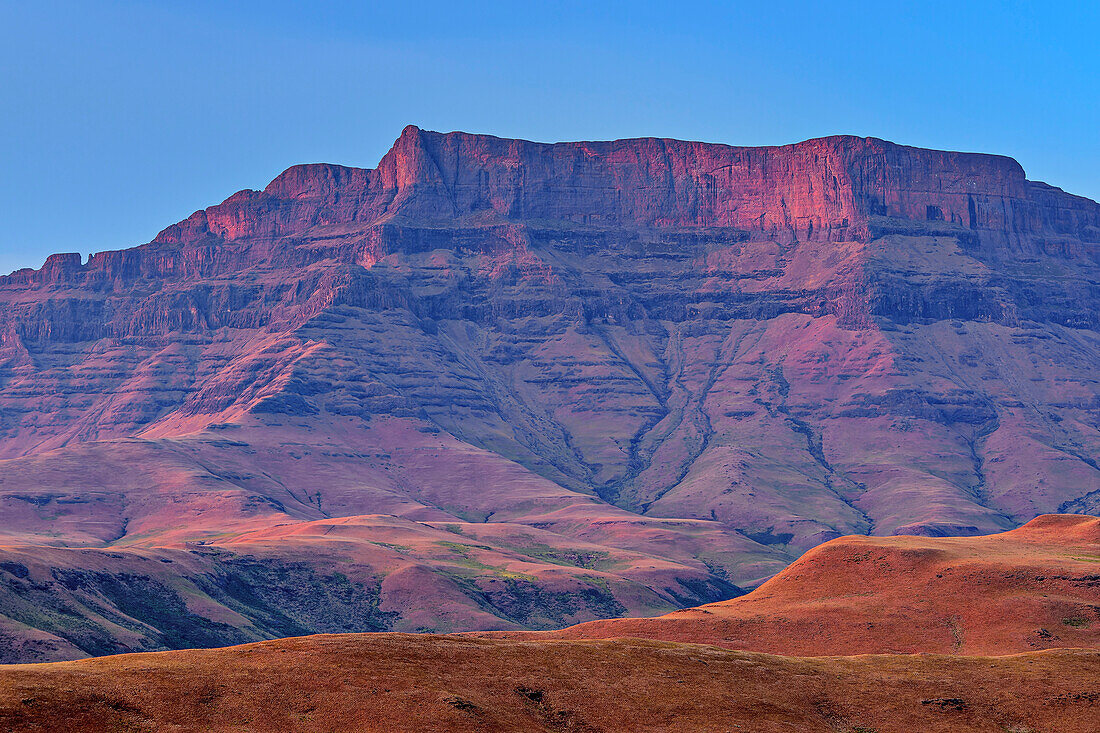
436;507;493;523
436;570;626;629
436;540;493;554
0;554;399;661
509;543;617;571
370;541;412;554
0;568;251;659
435;541;538;579
578;574;612;593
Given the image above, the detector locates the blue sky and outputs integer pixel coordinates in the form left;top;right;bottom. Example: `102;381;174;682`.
2;0;1097;274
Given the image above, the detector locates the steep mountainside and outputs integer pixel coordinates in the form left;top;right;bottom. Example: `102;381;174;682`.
0;126;1098;661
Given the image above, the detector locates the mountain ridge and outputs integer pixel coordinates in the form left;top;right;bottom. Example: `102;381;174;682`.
7;125;1098;287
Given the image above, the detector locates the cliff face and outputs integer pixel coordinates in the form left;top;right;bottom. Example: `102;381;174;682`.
0;128;1098;661
149;126;1100;247
5;127;1097;344
11;126;1094;288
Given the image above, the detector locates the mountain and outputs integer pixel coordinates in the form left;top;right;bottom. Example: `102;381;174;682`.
0;126;1098;661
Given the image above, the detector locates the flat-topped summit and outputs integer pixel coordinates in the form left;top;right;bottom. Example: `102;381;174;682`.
3;127;1096;288
149;125;1095;250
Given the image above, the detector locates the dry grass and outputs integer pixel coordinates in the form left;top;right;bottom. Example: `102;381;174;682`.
0;633;1097;732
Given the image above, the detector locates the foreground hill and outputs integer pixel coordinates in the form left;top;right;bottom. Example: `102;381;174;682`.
1;514;1097;730
0;635;1096;732
1;127;1099;658
512;513;1100;655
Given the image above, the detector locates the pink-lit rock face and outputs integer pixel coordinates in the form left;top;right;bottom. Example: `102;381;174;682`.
147;125;1100;251
0;127;1097;662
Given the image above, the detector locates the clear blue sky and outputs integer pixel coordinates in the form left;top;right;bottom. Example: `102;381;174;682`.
2;0;1098;275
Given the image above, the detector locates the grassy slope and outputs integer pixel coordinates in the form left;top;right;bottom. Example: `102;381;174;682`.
0;634;1096;732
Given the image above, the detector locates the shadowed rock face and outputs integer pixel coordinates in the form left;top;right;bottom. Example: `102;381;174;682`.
0;127;1098;661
